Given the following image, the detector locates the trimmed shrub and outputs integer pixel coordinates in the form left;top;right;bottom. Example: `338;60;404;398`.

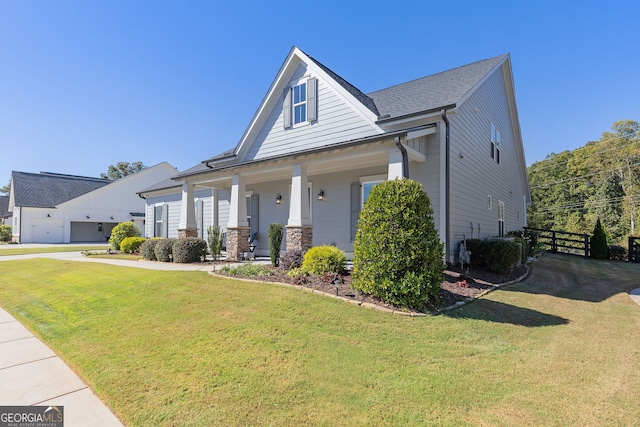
590;218;609;259
172;238;208;263
109;222;141;250
154;238;177;262
120;236;146;254
482;239;521;273
207;225;223;261
140;239;159;261
352;178;444;310
0;225;11;242
279;248;304;272
465;239;487;268
302;245;346;275
608;245;627;261
267;223;284;267
464;238;521;273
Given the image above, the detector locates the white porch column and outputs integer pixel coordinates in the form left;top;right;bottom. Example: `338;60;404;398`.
178;183;198;238
288;164;311;226
287;164;313;252
226;174;249;261
228;174;248;228
388;148;404;180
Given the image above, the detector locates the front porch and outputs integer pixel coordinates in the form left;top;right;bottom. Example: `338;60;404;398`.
175;133;433;261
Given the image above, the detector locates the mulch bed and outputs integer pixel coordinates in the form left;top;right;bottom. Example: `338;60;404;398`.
216;262;529;315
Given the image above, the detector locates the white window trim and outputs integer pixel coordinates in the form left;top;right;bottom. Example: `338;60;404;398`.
292;80;307;127
153;203;165;237
359;174;387;208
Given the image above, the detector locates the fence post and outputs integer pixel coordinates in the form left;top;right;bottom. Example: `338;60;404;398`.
552;231;557;253
630;236;634;263
584;234;589;258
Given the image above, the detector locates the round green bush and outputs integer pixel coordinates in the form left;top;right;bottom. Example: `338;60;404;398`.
483;239;520;273
0;225;12;242
352;178;444;310
154;238;177;262
301;245;346;274
172;238;208;263
109;222;141;250
140;239;159;260
120;236;146;254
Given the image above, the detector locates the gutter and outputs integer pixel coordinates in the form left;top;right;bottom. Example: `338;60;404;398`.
441;109;451;263
394;136;409;178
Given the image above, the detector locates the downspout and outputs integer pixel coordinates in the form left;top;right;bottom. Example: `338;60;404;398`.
394;136;409;179
441;109;451;263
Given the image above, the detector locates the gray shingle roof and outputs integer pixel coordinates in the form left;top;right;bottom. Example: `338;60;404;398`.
187;52;508;173
368;54;507;121
305;52;380;117
0;195;9;217
11;171;111;208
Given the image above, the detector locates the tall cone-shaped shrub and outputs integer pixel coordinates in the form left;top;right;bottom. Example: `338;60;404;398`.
590;218;609;259
352;178;444;310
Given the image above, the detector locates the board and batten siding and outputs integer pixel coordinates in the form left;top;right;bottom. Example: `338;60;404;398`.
243;63;380;161
447;64;527;259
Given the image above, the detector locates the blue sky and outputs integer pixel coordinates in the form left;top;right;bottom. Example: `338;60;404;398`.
1;0;638;182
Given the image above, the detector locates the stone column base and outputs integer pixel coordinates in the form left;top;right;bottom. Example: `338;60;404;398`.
226;227;250;261
286;225;313;252
178;228;198;239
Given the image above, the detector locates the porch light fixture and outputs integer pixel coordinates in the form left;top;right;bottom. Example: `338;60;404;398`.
275;194;282;204
47;214;51;217
317;190;325;201
86;215;90;219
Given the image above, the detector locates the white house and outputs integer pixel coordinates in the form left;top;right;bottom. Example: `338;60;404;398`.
8;162;178;243
140;47;530;262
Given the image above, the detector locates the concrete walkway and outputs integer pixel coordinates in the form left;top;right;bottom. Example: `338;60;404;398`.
630;288;640;307
0;308;124;426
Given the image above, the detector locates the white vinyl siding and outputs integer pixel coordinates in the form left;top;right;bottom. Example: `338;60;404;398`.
447;64;527;259
244;64;379;161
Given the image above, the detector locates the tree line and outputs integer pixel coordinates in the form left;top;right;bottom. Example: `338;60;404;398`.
527;120;640;245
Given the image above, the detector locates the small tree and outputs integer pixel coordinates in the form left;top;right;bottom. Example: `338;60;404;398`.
267;223;284;267
109;222;141;250
590;218;609;259
352;178;444;310
207;225;223;262
0;225;11;242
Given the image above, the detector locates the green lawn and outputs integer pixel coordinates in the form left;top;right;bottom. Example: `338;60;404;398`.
0;254;638;426
0;245;109;256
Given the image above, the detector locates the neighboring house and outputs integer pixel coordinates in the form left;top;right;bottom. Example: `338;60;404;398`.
0;195;9;225
8;162;177;243
141;47;530;262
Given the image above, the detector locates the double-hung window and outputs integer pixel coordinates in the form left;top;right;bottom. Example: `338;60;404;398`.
293;82;306;124
283;77;317;128
491;123;501;164
154;205;165;237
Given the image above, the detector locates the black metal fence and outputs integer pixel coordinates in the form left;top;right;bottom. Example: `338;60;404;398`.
630;237;640;263
524;227;590;258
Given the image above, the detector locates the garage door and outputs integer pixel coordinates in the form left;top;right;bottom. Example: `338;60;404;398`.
31;219;64;243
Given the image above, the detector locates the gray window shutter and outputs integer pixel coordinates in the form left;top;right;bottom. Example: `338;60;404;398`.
250;194;259;241
307;77;317;122
195;200;204;238
350;182;361;242
162;205;169;238
283;88;292;129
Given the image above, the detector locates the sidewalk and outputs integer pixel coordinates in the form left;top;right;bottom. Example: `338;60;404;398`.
0;308;124;426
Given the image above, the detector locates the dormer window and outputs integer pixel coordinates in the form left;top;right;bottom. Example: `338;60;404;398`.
293;82;307;124
283;77;317;128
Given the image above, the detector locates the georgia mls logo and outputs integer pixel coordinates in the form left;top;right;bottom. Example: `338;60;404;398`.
0;406;64;427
